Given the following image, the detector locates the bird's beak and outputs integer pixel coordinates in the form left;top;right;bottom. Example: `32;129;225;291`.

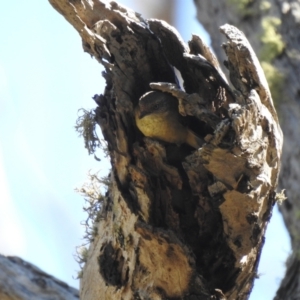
134;105;141;119
139;110;147;119
135;105;147;119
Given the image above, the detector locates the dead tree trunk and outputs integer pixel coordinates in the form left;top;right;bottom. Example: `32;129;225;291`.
194;1;300;298
49;1;283;299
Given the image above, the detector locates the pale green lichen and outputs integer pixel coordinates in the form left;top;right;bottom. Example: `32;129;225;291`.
259;17;285;105
75;108;101;156
261;62;284;105
228;0;252;9
76;171;110;242
77;269;83;279
75;171;110;276
75;246;89;276
275;189;287;204
260;17;285;62
228;0;271;16
227;0;255;17
77;246;89;263
227;1;286;106
259;1;271;12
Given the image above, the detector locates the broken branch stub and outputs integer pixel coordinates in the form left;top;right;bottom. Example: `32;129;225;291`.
49;1;283;299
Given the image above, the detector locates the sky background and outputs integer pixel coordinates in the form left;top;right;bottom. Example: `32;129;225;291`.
0;1;290;299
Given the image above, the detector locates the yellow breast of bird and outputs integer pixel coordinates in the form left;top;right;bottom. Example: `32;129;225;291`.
136;111;187;145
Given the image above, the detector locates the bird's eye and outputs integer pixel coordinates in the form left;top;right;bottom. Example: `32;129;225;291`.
153;104;159;110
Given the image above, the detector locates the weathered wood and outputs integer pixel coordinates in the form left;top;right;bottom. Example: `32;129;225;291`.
194;1;300;298
48;1;283;299
0;254;79;300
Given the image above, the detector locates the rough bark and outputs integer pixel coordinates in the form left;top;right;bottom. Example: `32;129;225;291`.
194;1;300;299
0;254;79;300
47;1;283;299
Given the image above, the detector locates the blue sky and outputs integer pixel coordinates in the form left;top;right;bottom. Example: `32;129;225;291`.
0;1;290;299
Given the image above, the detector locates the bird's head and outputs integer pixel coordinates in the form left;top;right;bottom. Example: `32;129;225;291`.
137;91;178;119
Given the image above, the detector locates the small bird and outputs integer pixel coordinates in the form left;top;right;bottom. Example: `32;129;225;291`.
135;91;203;149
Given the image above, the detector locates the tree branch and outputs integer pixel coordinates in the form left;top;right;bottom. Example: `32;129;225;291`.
0;254;79;300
